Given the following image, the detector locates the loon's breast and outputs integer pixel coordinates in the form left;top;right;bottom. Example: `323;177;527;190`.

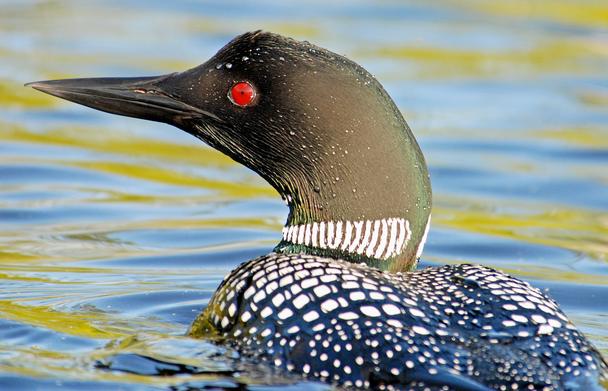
192;253;607;390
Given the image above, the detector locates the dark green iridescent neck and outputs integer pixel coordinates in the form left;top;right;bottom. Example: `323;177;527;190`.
270;117;432;273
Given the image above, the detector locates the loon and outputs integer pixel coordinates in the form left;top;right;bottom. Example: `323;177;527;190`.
28;31;607;390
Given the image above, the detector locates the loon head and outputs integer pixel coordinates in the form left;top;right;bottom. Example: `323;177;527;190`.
27;31;431;272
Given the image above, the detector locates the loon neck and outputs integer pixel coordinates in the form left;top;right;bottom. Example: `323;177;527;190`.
271;121;432;272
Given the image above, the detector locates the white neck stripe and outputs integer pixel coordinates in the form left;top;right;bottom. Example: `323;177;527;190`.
415;215;431;259
281;217;412;260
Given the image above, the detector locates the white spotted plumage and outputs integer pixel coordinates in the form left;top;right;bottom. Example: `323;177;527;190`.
197;252;608;389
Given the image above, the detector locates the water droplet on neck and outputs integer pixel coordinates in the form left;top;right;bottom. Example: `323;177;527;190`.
242;56;249;61
225;63;233;69
215;63;223;69
313;186;321;193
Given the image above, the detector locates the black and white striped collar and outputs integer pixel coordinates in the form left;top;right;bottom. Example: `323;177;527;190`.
282;217;413;261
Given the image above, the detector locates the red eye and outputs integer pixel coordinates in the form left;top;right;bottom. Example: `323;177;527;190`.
229;81;256;107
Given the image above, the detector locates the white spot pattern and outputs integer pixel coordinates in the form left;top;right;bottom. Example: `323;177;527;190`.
195;253;607;389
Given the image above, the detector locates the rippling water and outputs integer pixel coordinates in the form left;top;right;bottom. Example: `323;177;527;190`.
1;0;607;389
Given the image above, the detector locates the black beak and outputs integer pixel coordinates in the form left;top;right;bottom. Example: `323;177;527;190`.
26;74;221;124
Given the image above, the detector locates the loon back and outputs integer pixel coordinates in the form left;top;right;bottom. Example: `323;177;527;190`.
194;255;606;390
28;31;607;390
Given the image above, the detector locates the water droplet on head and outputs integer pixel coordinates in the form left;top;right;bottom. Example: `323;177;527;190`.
289;131;295;136
225;63;233;69
313;186;321;193
215;63;223;69
242;56;249;61
279;56;285;61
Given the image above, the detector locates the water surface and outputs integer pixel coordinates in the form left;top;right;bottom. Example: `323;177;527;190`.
1;0;607;389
